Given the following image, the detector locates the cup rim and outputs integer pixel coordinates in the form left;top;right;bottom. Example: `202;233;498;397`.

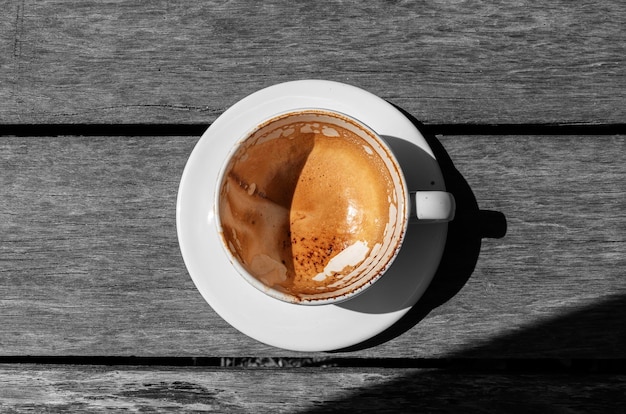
214;108;410;305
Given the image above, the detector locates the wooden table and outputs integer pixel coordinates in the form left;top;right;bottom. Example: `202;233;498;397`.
1;0;625;411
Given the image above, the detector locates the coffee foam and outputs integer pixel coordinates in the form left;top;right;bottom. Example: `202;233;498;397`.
218;114;398;299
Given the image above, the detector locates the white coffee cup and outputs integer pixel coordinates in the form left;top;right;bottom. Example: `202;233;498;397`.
215;109;454;305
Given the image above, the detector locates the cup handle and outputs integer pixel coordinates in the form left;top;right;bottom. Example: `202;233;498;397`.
410;191;456;223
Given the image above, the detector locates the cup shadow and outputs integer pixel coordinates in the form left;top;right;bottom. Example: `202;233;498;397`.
332;108;507;352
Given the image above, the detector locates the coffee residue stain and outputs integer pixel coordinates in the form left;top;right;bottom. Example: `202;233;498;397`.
218;117;394;297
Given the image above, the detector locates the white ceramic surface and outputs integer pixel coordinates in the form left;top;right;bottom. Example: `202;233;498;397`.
177;80;448;352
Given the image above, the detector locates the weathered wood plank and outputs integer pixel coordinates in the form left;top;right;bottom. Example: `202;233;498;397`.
428;134;626;358
0;365;624;413
1;135;624;356
1;0;624;124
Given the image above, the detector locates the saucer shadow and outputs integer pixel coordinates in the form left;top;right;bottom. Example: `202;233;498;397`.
333;109;507;352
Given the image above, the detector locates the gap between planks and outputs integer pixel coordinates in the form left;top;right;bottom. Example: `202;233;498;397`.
1;356;626;373
1;123;625;137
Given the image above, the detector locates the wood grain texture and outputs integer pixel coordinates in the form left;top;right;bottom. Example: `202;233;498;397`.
1;365;625;413
1;0;624;125
432;134;626;358
1;134;624;357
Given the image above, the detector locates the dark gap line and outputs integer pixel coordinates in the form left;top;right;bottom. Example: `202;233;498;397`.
0;123;625;137
0;124;208;137
1;356;626;373
0;356;222;367
425;123;626;136
304;358;626;374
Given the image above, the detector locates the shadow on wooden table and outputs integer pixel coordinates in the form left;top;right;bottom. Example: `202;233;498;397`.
334;109;507;351
303;294;626;413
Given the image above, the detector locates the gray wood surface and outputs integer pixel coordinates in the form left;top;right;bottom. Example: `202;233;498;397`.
1;365;625;413
2;134;624;357
1;0;624;125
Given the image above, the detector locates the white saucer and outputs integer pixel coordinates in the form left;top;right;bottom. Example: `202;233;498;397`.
177;80;448;352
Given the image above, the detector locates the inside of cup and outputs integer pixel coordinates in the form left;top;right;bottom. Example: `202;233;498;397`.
216;109;408;304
